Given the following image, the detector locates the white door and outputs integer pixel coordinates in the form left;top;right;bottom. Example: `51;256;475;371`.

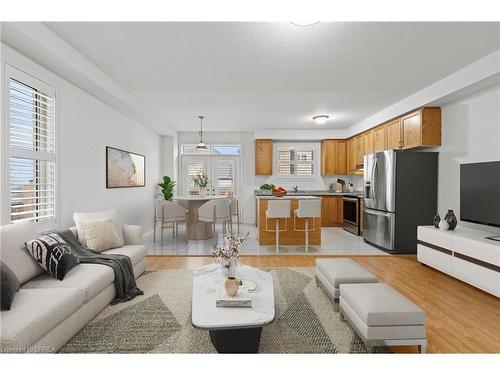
212;157;239;197
181;156;211;195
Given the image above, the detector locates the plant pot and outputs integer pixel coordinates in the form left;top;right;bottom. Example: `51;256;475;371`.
199;187;207;197
225;277;239;297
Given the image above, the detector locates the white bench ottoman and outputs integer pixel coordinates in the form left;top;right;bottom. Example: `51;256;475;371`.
339;283;427;353
315;258;378;310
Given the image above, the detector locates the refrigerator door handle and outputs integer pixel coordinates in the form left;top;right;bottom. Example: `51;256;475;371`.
371;158;378;200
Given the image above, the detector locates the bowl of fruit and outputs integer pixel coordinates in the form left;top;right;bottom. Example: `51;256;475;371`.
271;186;287;197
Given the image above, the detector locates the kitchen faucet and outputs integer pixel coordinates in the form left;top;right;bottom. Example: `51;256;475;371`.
292;185;298;193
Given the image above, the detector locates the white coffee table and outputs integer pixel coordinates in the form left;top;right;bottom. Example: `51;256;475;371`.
192;262;275;353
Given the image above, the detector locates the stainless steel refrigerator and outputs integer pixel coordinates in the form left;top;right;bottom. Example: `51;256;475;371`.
363;150;438;254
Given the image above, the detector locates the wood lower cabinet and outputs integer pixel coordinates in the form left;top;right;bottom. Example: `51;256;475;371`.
255;139;273;175
320;196;343;227
373;125;387;152
321;139;347;175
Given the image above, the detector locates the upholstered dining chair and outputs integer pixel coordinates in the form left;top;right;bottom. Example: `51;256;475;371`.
229;196;240;234
198;198;231;246
154;199;188;246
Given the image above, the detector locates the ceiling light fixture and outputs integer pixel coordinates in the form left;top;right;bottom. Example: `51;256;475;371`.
312;114;329;125
290;21;320;27
195;115;208;151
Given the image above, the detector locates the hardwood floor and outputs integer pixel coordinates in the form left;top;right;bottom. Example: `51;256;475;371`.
146;254;500;354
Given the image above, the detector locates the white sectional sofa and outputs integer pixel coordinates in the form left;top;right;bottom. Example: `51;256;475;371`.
0;222;147;353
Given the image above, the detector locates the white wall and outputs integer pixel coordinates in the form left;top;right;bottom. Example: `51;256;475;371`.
2;44;162;238
178;132;255;224
436;83;500;232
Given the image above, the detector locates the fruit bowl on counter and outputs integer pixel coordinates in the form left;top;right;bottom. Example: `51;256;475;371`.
271;187;287;197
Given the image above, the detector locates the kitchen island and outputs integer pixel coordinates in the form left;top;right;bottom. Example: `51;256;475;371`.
256;195;321;246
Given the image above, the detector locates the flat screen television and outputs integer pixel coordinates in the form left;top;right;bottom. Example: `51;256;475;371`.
460;161;500;228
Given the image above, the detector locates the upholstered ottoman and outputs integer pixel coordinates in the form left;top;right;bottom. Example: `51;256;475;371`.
315;259;378;310
339;283;427;353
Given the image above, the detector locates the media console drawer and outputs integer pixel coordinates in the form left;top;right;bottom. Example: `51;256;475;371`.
417;243;452;274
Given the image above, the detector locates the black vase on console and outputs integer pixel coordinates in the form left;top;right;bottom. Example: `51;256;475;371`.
432;214;441;229
445;210;457;230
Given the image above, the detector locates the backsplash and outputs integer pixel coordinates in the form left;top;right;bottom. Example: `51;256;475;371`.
255;174;364;192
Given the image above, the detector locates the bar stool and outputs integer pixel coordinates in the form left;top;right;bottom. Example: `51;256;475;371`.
265;200;291;253
294;199;321;252
198;198;231;246
229;197;240;234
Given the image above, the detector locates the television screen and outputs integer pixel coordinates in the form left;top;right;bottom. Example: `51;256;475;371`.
460;161;500;228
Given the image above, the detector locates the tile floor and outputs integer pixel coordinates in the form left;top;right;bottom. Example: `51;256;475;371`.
148;223;387;256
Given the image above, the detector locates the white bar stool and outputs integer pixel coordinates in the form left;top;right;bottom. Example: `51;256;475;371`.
265;200;291;253
294;199;321;252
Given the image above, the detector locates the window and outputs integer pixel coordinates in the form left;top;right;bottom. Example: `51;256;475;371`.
186;159;206;194
4;70;56;227
181;144;241;155
213;159;235;196
276;144;316;177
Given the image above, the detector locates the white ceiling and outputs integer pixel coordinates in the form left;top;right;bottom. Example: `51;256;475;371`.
46;22;500;132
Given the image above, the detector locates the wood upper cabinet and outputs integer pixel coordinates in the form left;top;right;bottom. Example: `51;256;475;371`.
386;119;402;150
373;125;387;152
255;139;273;175
401;108;441;149
354;135;365;167
320;196;343;227
321;140;346;175
364;130;374;155
347;138;356;173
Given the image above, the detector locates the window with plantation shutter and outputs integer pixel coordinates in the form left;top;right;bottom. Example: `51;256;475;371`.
4;70;57;228
187;159;206;192
276;145;315;177
214;159;235;196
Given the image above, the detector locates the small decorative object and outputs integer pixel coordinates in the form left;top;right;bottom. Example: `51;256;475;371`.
158;176;175;201
191;172;210;196
211;231;249;277
432;214;441;229
445;210;457;230
224;277;239;297
106;146;145;188
271;186;287;197
328;183;335;193
438;219;449;231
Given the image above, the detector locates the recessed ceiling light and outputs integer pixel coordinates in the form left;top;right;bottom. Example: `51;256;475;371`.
290;21;320;27
312;115;329;125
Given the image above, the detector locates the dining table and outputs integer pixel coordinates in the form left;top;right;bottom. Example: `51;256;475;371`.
174;195;229;240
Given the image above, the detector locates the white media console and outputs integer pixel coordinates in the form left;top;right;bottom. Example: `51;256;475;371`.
417;226;500;297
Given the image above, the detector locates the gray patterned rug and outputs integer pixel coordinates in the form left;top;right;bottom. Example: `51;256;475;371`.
60;267;390;353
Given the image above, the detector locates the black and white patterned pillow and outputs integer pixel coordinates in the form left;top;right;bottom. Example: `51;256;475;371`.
25;233;79;280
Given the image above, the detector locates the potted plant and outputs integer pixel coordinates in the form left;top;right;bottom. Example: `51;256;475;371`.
158;176;175;201
191;172;210;196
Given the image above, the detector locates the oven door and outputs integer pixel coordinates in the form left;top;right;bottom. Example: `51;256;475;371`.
343;196;360;235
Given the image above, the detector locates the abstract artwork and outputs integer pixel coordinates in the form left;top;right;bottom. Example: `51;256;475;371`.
106;146;145;188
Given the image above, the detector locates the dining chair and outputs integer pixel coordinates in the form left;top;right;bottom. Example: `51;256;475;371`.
229;196;240;234
198;198;231;246
154;199;188;246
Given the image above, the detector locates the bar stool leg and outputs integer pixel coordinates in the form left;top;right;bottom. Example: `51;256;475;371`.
275;219;279;253
305;219;309;253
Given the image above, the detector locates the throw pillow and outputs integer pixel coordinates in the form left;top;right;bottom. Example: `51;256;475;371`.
73;210;125;248
80;217;123;252
1;262;20;311
25;233;79;281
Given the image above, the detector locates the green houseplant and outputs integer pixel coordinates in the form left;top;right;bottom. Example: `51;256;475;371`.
191;172;210;195
158;176;176;201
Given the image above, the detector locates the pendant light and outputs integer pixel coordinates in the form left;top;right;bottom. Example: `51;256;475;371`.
195;115;208;151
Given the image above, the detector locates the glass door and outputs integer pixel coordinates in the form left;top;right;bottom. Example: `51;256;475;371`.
212;156;239;197
181;155;211;195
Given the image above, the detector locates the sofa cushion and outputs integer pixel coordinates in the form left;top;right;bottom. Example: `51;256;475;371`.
1;262;20;311
21;263;114;303
25;233;80;280
101;245;147;266
340;283;426;326
0;288;85;350
73;210;124;247
316;258;377;288
0;222;44;284
79;217;123;252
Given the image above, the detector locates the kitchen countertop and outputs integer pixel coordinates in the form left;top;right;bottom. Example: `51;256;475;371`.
255;190;363;197
255;195;321;200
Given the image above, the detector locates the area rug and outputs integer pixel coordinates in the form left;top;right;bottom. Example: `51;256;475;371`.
60;267;391;353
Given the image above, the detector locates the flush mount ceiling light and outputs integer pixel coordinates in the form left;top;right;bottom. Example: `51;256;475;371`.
290;21;320;27
312;115;330;125
195;115;208;151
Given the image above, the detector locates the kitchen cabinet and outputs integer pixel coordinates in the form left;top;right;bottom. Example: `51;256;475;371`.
255;139;273;175
401;108;441;149
386;119;402;150
364;130;374;155
320;196;343;227
373;125;387;152
321;140;347;175
347;138;356;173
354;135;365;167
